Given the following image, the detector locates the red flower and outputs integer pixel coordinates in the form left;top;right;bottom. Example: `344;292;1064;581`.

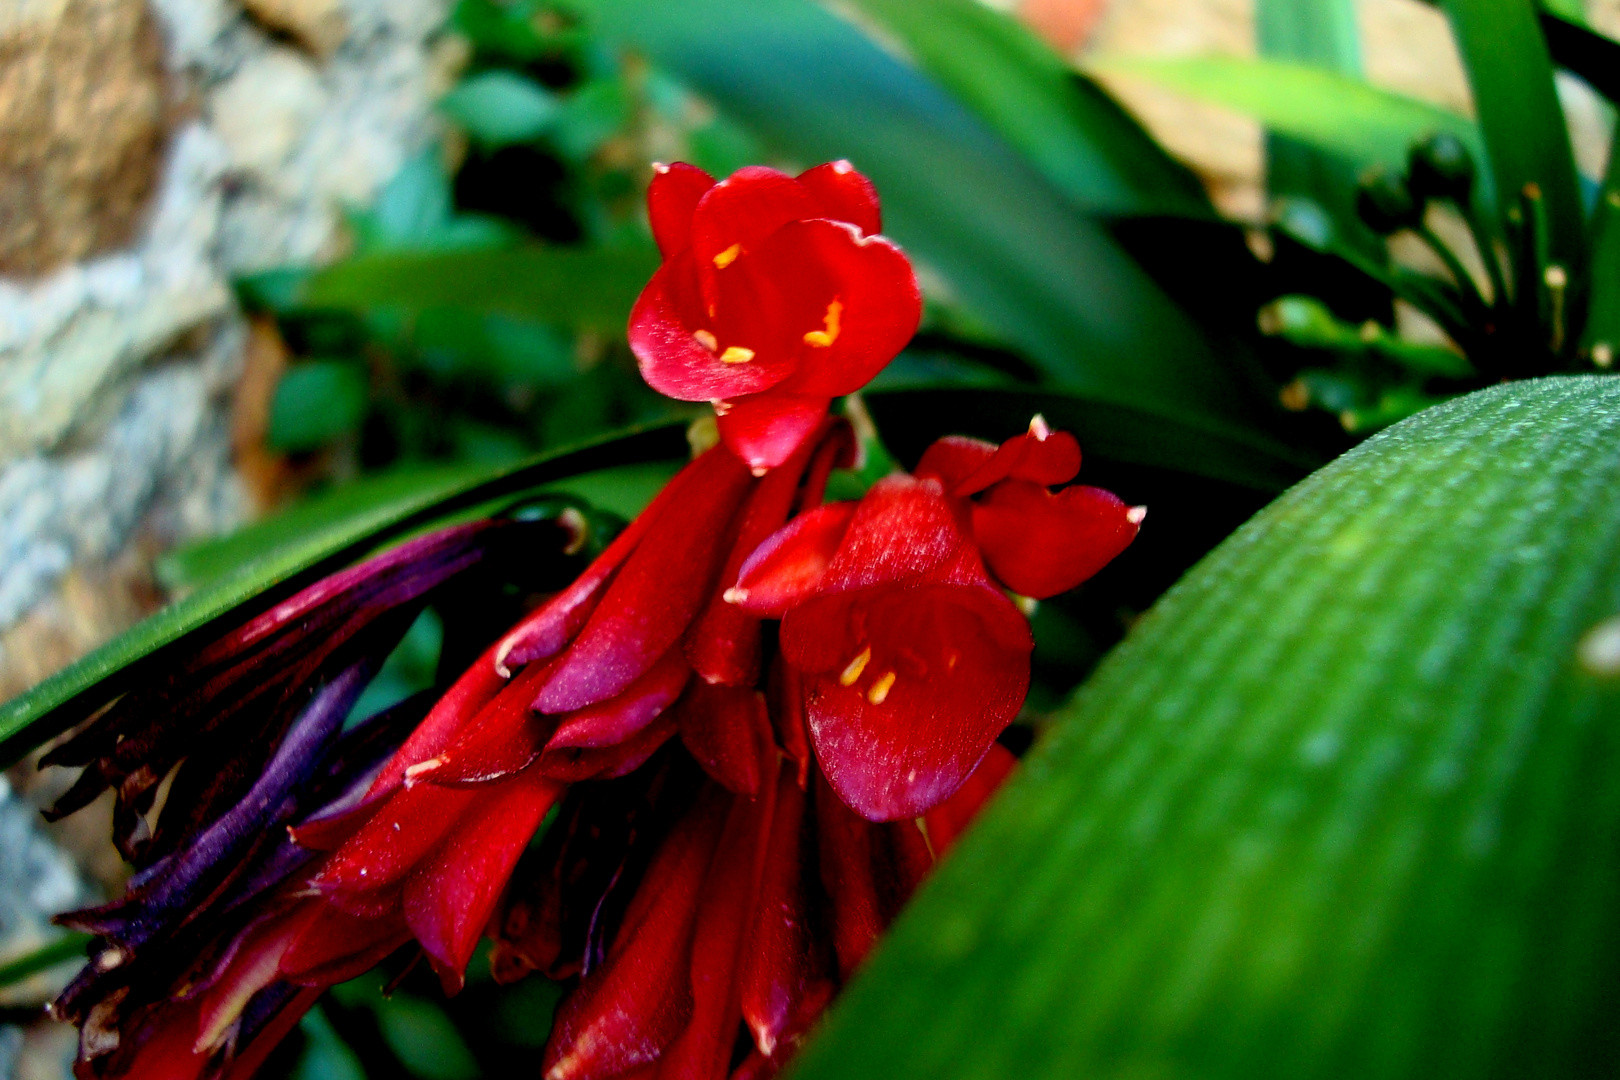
730;419;1141;820
915;415;1145;599
629;161;922;472
731;473;1033;820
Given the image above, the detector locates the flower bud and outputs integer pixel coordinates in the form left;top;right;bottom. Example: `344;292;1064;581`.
1356;169;1421;235
1407;132;1476;204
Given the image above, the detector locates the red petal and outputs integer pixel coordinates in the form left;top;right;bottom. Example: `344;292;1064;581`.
796;160;881;235
690;166;818;303
913;434;996;490
356;642;507;804
494;436;737;675
648;162;716;258
741;763;835;1059
416;659;558;786
279;903;411;986
715;391;832;473
730;502;857;619
630;250;800;403
813;774;930;979
314;782;480;896
922;742;1016;855
115;1000;211;1080
952;422;1082;497
546;646;691;749
972;480;1139;598
686;424;830;685
543;787;730;1080
404;772;565;990
219;987;324;1080
674;681;769;796
809;474;969;600
768;657;812;790
652;777;776;1080
785;580;1032;820
538;712;677;783
537;447;753;713
746;219;921;399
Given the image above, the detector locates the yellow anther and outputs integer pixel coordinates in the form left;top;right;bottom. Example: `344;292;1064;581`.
693;329;718;351
867;671;896;704
840;647;871;686
713;243;742;268
803;299;844;347
719;346;755;364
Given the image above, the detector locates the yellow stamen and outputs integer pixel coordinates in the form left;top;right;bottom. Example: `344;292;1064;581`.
840;647;871;686
713;243;742;268
803;299;843;347
719;346;755;364
693;329;718;351
868;671;896;704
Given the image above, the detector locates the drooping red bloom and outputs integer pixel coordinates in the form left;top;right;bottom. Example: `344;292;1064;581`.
630;161;922;472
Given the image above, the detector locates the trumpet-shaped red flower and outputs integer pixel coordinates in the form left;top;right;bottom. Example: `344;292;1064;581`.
630;161;922;472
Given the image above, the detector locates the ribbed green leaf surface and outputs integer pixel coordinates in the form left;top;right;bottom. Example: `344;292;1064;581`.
793;376;1620;1080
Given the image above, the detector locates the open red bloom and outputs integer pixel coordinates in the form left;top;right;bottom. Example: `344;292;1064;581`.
732;473;1033;821
629;161;922;471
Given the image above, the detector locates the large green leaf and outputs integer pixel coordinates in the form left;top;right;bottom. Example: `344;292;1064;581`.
1089;55;1482;174
1440;0;1584;270
301;246;661;331
0;424;688;767
576;0;1275;432
836;0;1210;218
793;376;1620;1080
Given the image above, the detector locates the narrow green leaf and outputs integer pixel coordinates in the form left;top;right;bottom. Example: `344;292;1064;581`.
302;247;660;331
1256;0;1382;260
578;0;1276;436
1583;116;1620;363
1537;10;1620;102
794;376;1620;1080
0;423;688;767
440;70;560;146
0;933;91;989
836;0;1210;217
1440;0;1585;270
1089;55;1482;173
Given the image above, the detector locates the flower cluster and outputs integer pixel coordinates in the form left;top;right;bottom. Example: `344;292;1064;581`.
41;162;1140;1080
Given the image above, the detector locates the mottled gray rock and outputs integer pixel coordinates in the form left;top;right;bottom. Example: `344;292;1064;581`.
0;776;90;1008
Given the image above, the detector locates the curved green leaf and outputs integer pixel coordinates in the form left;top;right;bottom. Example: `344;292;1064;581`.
1441;0;1584;270
867;386;1318;493
0;423;689;768
794;376;1620;1080
1089;55;1482;174
836;0;1210;218
301;246;661;331
577;0;1275;430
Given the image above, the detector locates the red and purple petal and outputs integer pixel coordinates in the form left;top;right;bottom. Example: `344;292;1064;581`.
715;391;833;473
546;646;691;750
729;501;858;619
673;681;769;796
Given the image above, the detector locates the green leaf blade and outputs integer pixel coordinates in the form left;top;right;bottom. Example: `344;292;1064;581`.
836;0;1211;218
793;376;1620;1080
1088;55;1483;175
301;247;661;331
